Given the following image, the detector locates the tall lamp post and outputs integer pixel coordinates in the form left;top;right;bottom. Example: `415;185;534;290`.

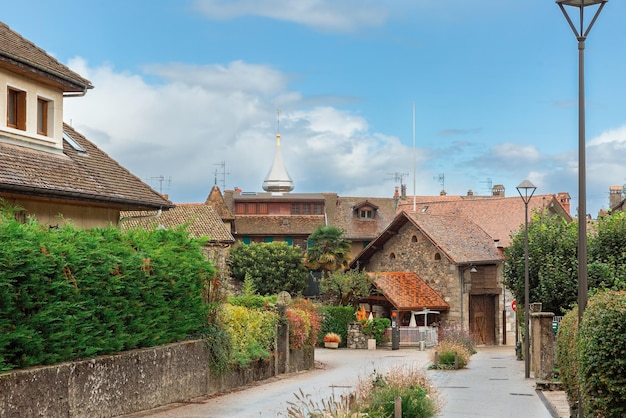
556;2;607;414
557;0;606;325
517;180;536;379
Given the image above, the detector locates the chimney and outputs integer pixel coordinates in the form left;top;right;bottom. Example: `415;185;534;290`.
394;186;399;198
492;184;505;197
557;192;571;216
401;184;407;200
467;189;474;196
609;185;623;209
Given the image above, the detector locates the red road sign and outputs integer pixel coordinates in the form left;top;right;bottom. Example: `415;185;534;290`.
511;299;517;312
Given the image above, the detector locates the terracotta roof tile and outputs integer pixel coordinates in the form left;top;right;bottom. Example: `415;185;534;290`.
120;204;234;242
351;211;503;269
0;22;92;91
205;184;234;220
331;196;398;240
397;194;572;247
369;272;449;311
0;123;173;210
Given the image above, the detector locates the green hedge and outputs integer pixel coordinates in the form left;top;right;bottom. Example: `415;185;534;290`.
579;290;626;417
318;305;354;347
0;213;213;371
555;307;579;409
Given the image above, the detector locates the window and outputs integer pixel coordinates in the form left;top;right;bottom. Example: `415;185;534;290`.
359;209;373;219
411;235;418;243
7;88;26;130
389;252;396;260
37;98;49;135
291;202;324;215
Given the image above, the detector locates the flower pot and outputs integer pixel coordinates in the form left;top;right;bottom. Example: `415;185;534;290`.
325;342;339;349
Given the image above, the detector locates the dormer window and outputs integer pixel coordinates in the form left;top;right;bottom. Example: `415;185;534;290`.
360;209;373;219
354;200;378;220
7;88;26;131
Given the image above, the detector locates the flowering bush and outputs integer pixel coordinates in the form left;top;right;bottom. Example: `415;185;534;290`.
323;332;341;343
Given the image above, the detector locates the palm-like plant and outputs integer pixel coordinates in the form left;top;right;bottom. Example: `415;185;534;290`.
305;226;351;277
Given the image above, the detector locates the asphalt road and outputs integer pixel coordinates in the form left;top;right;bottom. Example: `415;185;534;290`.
121;347;431;418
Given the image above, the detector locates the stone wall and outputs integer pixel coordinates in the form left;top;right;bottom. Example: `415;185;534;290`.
0;340;314;418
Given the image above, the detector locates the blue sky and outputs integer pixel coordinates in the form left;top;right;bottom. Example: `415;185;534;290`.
5;0;625;217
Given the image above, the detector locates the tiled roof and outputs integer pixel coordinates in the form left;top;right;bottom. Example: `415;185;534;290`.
120;204;234;243
406;212;503;264
205;184;234;221
234;215;325;235
330;196;398;240
0;123;173;210
397;194;572;247
351;211;503;268
0;22;92;91
369;272;449;311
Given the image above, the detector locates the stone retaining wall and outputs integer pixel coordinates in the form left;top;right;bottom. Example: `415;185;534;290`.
0;340;314;418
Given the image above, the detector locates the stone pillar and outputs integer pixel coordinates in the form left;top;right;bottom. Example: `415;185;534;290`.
347;322;367;349
530;312;555;380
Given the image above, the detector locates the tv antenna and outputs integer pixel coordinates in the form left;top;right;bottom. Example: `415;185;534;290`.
481;178;493;195
148;175;172;194
214;161;230;191
386;172;409;186
433;173;445;192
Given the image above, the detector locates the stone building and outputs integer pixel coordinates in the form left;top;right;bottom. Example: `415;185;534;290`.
351;211;505;345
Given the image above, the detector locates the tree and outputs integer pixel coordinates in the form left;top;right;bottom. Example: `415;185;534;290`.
504;211;578;314
319;268;374;307
227;242;308;296
588;211;626;291
304;226;351;278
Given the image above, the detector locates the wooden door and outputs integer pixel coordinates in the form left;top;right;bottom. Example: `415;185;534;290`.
470;295;496;345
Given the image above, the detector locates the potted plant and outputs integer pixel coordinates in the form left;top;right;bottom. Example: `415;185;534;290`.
323;332;341;349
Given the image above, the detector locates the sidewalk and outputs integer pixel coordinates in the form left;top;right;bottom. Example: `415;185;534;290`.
427;346;568;418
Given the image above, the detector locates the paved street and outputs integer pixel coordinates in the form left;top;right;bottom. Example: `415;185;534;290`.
122;347;430;417
122;346;559;418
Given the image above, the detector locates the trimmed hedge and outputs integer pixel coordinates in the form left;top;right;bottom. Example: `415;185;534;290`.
318;305;354;347
555;307;579;410
0;213;213;371
579;290;626;417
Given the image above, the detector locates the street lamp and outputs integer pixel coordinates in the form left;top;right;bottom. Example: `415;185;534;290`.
557;0;606;328
517;179;536;379
557;2;606;415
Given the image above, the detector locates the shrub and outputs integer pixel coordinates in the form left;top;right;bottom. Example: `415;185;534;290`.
438;322;476;354
220;304;278;368
0;212;212;371
282;365;439;418
318;305;354;347
431;341;471;369
555;307;579;411
290;298;321;347
361;318;391;346
286;308;310;350
357;365;439;418
578;290;626;417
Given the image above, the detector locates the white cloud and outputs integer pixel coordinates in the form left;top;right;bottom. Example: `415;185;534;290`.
63;57;414;202
192;0;388;32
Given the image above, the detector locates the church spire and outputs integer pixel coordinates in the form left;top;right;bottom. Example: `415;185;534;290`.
262;110;294;193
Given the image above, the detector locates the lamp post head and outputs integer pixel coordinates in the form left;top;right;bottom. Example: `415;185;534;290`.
556;0;606;7
516;180;537;204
